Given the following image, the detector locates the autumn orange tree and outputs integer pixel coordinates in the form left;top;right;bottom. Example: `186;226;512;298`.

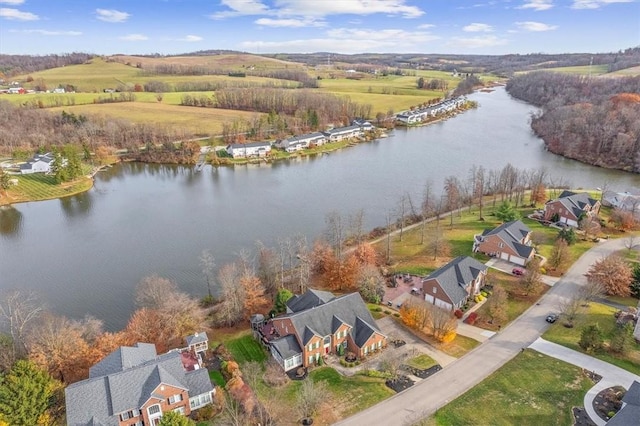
585;255;633;297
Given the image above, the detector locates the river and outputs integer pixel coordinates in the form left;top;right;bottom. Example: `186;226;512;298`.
1;87;638;330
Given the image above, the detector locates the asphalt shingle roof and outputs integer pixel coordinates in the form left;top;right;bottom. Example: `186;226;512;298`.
185;332;208;347
608;381;640;425
270;334;302;360
287;289;335;313
481;220;533;259
282;291;382;346
552;191;599;219
66;344;213;426
423;256;487;307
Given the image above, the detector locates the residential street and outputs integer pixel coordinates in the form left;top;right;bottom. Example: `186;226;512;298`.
336;237;631;426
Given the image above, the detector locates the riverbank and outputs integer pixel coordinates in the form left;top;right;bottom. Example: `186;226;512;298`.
0;173;94;206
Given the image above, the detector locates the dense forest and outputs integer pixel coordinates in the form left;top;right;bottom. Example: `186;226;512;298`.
0;101;198;163
506;73;640;172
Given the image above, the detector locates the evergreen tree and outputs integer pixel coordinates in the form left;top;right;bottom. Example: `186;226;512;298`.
578;324;604;352
494;201;520;222
0;360;58;426
558;227;577;245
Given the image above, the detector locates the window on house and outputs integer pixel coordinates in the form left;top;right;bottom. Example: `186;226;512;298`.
315;342;320;349
309;355;314;364
498;242;504;248
168;394;183;404
433;287;437;294
308;343;312;351
148;404;161;416
174;406;185;415
378;341;382;348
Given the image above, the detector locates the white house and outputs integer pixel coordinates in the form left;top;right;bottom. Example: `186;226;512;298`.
276;132;326;152
226;141;272;158
20;153;54;174
322;125;363;142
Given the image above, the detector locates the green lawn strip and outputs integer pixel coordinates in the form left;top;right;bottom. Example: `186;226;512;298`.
406;354;438;370
310;367;395;417
367;303;386;319
3;173;93;205
543;302;640;376
604;295;639;308
433;350;594;426
208;370;226;387
225;334;267;364
442;335;481;358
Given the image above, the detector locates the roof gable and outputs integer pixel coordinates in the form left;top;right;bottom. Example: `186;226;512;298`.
424;256;487;306
482;220;532;257
282;291;382;348
287;289;335;313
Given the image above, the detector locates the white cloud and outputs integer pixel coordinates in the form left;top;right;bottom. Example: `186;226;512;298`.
0;0;25;4
417;23;435;29
255;17;325;27
447;35;509;49
96;8;130;23
240;28;440;53
275;0;425;18
0;7;38;20
119;33;148;41
463;23;494;32
517;0;554;11
211;0;424;19
571;0;633;9
178;35;203;42
515;21;558;31
10;29;82;36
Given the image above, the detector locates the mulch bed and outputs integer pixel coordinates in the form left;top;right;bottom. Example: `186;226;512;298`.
592;386;625;421
572;407;597;426
287;366;308;381
401;364;442;379
385;375;414;392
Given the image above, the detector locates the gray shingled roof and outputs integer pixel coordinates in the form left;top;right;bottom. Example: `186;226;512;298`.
186;332;208;347
608;381;640;425
283;291;382;346
481;220;533;259
89;342;157;378
66;345;213;426
271;334;302;359
287;289;335;313
323;125;361;136
423;256;487;306
552;191;599;219
228;141;271;149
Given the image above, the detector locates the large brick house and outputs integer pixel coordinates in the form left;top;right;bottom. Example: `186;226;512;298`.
260;290;386;372
473;220;535;266
421;256;488;311
65;342;215;426
543;190;601;227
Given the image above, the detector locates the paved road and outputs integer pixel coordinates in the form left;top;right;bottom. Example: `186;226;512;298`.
336;238;629;426
530;338;640;426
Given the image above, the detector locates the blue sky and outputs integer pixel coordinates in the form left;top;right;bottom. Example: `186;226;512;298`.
0;0;638;55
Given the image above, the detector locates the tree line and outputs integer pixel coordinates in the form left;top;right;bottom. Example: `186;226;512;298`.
0;101;194;162
0;53;94;77
506;72;640;172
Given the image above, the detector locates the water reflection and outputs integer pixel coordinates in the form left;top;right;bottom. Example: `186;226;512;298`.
60;191;92;219
0;205;23;237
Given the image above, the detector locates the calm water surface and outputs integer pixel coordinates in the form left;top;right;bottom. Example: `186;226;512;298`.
2;87;638;330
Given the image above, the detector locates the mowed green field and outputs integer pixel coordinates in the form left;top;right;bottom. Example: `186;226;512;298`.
3;91;215;107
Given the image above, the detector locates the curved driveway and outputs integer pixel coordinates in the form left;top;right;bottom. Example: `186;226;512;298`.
336;237;630;426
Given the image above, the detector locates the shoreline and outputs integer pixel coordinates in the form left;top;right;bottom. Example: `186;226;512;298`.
0;102;475;206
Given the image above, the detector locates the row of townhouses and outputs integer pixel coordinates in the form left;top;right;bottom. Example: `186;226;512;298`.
226;120;375;158
396;97;467;125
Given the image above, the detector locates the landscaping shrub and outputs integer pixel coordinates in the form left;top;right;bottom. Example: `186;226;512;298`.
393;313;400;317
480;291;488;297
440;330;457;343
348;362;355;368
384;310;391;315
454;309;463;319
340;359;347;367
355;361;361;366
464;312;478;325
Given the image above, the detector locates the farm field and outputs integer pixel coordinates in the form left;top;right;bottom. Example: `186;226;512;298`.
49;102;262;136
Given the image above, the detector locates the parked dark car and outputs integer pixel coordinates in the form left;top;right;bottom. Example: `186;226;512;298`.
512;268;524;276
546;313;559;323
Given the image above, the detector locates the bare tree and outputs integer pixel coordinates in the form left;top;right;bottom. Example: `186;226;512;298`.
396;193;410;242
430;306;457;341
557;295;583;326
475;165;486;218
426;228;451;261
624;235;638;253
325;211;345;258
255;241;279;295
135;275;178;308
485;286;508;324
579;216;601;241
348;209;366;246
379;350;405;380
242;361;263;392
0;290;44;358
296;379;327;422
520;258;543;296
444;176;461;225
294;234;311;294
199;249;216;298
578;279;606;307
420;179;435;245
217;262;245;326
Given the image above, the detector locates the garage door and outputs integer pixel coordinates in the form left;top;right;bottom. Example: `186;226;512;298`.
434;299;452;311
425;294;434;304
500;252;509;261
511;256;525;266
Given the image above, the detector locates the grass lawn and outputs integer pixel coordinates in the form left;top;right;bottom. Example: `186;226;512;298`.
432;349;595;426
225;334;267;364
406;354;438;370
474;270;549;331
543;302;640;375
208;370;226;388
604;295;640;308
2;172;93;206
255;367;394;424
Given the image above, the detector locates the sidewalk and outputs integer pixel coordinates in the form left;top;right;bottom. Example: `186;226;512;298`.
529;338;640;426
